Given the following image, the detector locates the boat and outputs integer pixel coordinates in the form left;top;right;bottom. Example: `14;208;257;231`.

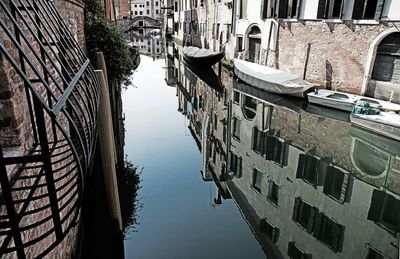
183;46;224;67
234;59;315;98
307;89;400;112
183;60;223;93
350;101;400;141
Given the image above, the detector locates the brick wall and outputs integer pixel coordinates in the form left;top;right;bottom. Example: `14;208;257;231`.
266;21;400;97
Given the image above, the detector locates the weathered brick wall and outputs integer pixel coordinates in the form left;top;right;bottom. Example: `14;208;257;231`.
266;21;400;95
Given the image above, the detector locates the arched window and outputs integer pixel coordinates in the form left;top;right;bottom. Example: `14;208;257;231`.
247;26;261;63
372;32;400;84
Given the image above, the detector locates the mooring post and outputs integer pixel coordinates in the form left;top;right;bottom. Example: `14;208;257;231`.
95;69;123;234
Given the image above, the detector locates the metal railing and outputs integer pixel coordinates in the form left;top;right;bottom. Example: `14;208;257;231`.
0;0;99;258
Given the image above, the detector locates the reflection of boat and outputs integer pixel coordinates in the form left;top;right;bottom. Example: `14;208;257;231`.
307;89;400;112
234;59;315;98
183;60;223;93
306;103;350;122
351;111;400;141
183;46;224;67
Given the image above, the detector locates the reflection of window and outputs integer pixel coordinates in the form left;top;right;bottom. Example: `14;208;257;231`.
288;242;311;259
313;213;344;252
296;154;321;186
368;190;400;233
267;180;279;205
278;0;301;18
366;247;389;259
252;127;266;154
242;95;257;120
230;153;242;178
252;169;262;193
232;116;240;140
292;197;318;233
213;113;218;130
353;140;388;177
265;136;288;166
233;91;240;103
260;219;279;243
237;37;244;52
323;166;349;203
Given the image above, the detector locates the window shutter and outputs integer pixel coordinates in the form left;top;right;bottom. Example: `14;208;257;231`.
268;180;274;199
375;0;385;20
367;189;385;221
313;213;323;238
292;197;301;221
237;156;243;178
352;0;365;19
339;173;349;203
278;0;288;18
307;207;318;233
317;0;327;18
295;0;302;18
296;154;306;178
323;166;335;195
260;218;268;232
331;223;344;252
265;136;274;160
272;227;280;243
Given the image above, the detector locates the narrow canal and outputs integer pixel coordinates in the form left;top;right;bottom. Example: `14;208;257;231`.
120;41;400;259
122;55;265;258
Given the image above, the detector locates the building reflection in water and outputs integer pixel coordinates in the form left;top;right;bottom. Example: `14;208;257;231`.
166;41;400;259
128;28;164;60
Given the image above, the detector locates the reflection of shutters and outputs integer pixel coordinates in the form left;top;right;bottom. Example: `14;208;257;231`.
367;189;385;221
339;173;349;203
331;223;344;252
296;154;306;178
237;157;243;178
288;242;296;258
265;136;274;160
375;0;385;19
292;197;301;221
313;213;323;238
272;228;280;243
323;166;335;194
307;207;318;233
317;0;327;18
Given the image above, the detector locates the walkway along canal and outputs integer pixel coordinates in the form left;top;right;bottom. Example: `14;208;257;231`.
121;40;400;259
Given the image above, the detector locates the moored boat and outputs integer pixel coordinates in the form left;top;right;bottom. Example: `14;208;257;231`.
234;59;315;98
183;46;224;67
307;89;400;112
350;101;400;141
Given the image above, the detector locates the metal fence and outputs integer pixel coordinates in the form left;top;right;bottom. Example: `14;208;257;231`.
0;0;99;258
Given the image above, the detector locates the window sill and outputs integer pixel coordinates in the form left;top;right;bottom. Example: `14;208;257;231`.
322;19;343;24
351;19;379;25
251;185;262;195
266;197;279;207
283;18;298;22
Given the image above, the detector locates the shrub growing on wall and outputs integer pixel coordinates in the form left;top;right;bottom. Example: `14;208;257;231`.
85;0;135;87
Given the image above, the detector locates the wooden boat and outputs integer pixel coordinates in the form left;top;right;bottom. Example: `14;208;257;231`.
183;46;224;67
234;59;315;98
307;89;400;112
350;101;400;141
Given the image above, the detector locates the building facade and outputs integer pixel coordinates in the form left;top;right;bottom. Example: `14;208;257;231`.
166;0;400;102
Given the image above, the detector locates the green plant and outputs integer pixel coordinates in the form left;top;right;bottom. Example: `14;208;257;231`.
85;0;136;87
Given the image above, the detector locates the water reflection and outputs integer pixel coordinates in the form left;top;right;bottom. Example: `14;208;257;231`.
127;28;164;60
167;41;400;259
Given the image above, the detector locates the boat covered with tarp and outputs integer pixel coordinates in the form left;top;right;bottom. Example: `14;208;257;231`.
183;46;224;67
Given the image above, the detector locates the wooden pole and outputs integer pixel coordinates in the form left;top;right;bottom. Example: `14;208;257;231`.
95;69;122;234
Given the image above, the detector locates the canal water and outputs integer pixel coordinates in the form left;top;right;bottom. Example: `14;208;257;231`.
121;41;400;259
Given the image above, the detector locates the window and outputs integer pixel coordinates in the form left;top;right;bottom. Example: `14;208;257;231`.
278;0;300;18
135;4;137;7
216;23;220;39
367;190;400;233
352;0;385;19
135;11;138;15
213;113;218;130
232;116;240;140
239;0;247;19
156;1;159;6
233;91;240;103
140;11;143;15
288;242;311;259
267;180;279;205
147;10;150;14
317;0;344;19
175;1;178;11
292;197;318;233
230;153;242;177
260;219;279;243
252;128;265;154
226;24;231;42
156;9;159;14
313;213;344;252
323;166;349;203
252;169;262;193
147;1;150;6
372;33;400;83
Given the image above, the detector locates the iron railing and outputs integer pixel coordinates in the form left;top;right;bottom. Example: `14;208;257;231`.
0;0;99;258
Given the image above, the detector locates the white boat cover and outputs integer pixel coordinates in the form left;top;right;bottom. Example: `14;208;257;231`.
354;112;400;128
234;59;314;95
183;46;218;58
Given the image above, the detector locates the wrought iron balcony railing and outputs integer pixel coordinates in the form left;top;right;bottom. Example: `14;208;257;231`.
0;0;100;258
